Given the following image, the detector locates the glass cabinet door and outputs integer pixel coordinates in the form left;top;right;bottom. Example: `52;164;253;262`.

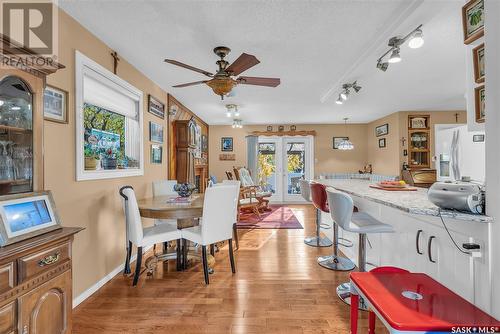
410;132;429;150
0;76;34;195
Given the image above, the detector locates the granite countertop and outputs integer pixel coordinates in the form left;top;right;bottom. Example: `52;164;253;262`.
315;179;493;223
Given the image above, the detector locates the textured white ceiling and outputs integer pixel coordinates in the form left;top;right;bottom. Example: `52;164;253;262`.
59;0;466;125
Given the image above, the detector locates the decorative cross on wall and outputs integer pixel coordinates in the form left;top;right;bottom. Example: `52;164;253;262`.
111;51;120;75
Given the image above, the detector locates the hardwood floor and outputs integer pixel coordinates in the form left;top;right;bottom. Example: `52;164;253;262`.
73;204;389;333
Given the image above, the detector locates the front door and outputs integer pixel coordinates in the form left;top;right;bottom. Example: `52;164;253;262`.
257;136;314;203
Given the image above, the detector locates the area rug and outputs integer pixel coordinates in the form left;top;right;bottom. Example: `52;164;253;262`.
237;205;303;229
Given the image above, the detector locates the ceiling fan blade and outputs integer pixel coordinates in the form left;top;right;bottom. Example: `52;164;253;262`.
237;76;280;87
226;53;260;76
164;59;213;77
172;81;207;88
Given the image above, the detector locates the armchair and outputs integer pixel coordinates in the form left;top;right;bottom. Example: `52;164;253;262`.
233;166;272;211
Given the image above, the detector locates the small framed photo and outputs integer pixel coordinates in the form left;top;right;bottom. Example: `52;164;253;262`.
44;85;68;123
333;137;349;149
150;144;162;164
475;85;485;123
278;125;285;132
201;134;208;153
375;123;389;137
221;137;233;152
0;191;62;246
290;125;296;131
462;0;484;45
267;126;273;132
379;138;386;148
473;43;485;84
403;149;408;156
473;134;485;142
149;121;164;143
148;95;165;119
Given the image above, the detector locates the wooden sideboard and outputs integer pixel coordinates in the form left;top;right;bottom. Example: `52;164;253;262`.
0;227;82;334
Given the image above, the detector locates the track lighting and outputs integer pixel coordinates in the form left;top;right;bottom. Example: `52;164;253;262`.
376;24;423;71
336;81;361;106
225;104;239;118
408;29;424;49
388;48;401;63
232;119;243;128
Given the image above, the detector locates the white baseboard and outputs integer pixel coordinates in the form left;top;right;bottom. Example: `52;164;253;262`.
72;245;153;308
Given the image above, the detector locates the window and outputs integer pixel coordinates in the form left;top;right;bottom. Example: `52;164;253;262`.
75;51;144;180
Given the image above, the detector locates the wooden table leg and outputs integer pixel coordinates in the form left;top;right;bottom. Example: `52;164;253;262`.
351;293;359;334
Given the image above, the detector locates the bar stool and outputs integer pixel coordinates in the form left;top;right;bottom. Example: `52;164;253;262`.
301;180;332;247
326;188;394;309
311;182;354;270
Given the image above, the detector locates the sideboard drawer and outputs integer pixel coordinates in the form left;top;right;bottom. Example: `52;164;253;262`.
18;243;70;282
0;262;15;294
0;301;16;334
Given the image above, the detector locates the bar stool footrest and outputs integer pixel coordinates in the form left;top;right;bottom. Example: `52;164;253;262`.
304;236;333;247
317;255;355;271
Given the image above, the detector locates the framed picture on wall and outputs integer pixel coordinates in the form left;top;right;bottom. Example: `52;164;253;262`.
221;137;233;151
462;0;484;44
148;94;165;119
475;85;485;123
375;123;389;137
378;138;386;148
201;134;208;152
150;144;162;164
473;43;485;83
44;85;68;123
149;121;164;143
333;137;349;149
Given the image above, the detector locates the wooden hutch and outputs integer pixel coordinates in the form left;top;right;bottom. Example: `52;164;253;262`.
402;114;437;187
0;34;82;333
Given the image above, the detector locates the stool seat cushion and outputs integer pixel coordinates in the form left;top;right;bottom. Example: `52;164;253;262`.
346;212;394;234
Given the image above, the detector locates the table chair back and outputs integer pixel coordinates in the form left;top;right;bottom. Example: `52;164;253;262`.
326;188;354;231
120;186;144;245
299;179;312;202
153;180;177;197
201;185;239;245
310;182;329;213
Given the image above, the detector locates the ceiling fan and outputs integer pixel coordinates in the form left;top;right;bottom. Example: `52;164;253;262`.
165;46;280;99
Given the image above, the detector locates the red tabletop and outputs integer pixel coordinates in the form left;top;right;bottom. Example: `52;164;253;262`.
350;272;500;332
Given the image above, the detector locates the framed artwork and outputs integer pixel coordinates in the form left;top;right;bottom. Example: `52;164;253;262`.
149;121;164;143
278;125;285;132
475;85;485;123
0;191;62;246
378;138;386;148
221;137;233;151
410;117;427;129
403;149;408;156
290;125;297;131
473;134;485;142
473;43;485;84
462;0;484;44
148;94;165;119
333;137;349;149
44;85;68;123
150;144;162;164
375;123;389;137
201;134;208;152
267;126;273;132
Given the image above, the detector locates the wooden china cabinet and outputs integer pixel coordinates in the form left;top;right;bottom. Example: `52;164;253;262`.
0;34;82;334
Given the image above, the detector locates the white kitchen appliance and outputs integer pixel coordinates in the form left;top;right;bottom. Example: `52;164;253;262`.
428;181;484;214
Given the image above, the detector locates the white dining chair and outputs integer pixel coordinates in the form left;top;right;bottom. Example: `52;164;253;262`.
120;186;182;286
181;185;239;284
222;180;241;249
152;180;178;227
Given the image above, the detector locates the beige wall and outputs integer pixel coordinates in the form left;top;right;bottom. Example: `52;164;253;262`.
210;111;467;182
44;9;203;299
209;124;368;181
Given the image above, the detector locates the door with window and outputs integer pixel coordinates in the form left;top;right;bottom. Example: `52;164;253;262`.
257;136;313;202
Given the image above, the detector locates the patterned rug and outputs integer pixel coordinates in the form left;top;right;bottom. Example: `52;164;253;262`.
237;205;303;229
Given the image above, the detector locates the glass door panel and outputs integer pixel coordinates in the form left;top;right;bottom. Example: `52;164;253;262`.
257;138;282;201
285;142;305;195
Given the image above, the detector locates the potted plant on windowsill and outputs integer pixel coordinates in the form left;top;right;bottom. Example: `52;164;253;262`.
84;146;99;170
101;148;117;170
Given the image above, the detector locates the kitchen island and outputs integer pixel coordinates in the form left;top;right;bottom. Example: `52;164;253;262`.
314;178;492;314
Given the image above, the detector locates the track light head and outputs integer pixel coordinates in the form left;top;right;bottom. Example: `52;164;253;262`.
388;48;401;63
352;81;362;93
340;89;349;100
409;29;424;49
336;95;343;105
377;61;389;72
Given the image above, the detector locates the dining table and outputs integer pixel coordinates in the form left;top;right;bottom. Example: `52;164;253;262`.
134;194;216;275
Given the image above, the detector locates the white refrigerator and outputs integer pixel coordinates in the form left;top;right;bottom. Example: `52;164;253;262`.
434;124;485;183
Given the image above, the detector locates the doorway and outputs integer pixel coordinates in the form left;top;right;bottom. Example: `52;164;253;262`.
257;136;314;203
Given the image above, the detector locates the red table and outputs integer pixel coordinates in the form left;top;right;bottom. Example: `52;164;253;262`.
349;271;500;333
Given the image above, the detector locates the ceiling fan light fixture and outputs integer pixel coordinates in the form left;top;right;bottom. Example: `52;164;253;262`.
388;48;401;63
206;77;236;98
408;29;424;49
